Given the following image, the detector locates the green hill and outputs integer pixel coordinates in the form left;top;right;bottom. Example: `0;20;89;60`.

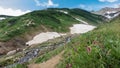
0;8;107;57
0;8;115;67
0;8;106;41
57;15;120;68
48;8;107;24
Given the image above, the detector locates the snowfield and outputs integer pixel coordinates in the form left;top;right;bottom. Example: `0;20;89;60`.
59;10;68;14
26;24;96;46
26;32;66;45
0;17;5;20
104;11;120;19
70;24;96;34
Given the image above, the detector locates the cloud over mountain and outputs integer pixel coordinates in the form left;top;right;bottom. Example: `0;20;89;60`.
34;0;59;7
0;6;30;16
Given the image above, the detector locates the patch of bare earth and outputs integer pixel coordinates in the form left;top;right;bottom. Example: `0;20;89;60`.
28;51;64;68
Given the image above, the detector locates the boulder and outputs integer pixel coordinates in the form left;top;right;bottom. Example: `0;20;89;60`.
7;50;17;55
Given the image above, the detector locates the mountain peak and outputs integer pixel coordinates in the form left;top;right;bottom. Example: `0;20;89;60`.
94;7;120;19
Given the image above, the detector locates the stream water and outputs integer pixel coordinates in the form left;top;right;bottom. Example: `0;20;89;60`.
5;37;71;68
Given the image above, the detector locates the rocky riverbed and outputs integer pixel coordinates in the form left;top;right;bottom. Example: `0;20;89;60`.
4;36;71;68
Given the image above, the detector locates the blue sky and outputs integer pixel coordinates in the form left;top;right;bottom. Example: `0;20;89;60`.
0;0;120;16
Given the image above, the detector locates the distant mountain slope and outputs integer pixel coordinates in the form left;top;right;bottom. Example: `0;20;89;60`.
95;7;120;19
0;8;106;55
48;8;107;24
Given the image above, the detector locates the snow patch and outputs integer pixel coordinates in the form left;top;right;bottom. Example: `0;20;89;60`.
75;18;88;24
59;10;68;14
104;11;120;19
70;24;96;34
105;13;120;19
26;24;96;46
26;32;66;46
0;17;5;20
106;11;117;14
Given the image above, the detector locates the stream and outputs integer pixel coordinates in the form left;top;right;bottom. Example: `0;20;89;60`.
4;36;71;68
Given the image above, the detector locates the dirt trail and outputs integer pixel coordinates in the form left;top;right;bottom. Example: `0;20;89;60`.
28;51;64;68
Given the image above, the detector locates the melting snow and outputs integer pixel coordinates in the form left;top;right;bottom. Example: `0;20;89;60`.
26;32;66;46
106;11;117;14
0;17;5;20
59;10;68;14
70;24;96;34
26;23;96;46
75;18;88;24
104;11;120;19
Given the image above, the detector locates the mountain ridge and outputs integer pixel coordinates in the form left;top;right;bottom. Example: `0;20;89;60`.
94;7;120;19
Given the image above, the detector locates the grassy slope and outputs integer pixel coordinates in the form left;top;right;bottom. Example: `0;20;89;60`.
57;15;120;68
0;9;79;41
10;16;119;68
48;8;107;25
0;8;107;41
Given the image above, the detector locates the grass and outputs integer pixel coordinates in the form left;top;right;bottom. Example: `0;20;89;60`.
0;8;106;41
48;8;107;25
0;9;79;41
0;8;109;67
13;63;28;68
57;16;120;68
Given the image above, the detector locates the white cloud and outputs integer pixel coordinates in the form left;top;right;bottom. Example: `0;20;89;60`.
34;0;59;7
0;6;31;16
99;0;118;2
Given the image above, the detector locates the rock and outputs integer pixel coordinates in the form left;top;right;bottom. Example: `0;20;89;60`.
7;50;17;55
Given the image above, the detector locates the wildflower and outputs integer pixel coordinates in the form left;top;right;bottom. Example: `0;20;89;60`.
86;46;92;53
66;63;72;68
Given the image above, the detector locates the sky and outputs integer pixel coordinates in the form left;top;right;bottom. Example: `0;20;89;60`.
0;0;120;16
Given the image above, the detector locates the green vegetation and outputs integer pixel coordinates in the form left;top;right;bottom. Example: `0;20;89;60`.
0;9;78;41
0;8;106;41
48;8;107;25
0;8;113;68
57;15;120;68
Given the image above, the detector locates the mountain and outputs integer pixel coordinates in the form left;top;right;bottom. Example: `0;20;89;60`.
0;8;108;57
0;7;119;68
0;8;107;55
0;8;108;67
95;7;120;19
48;8;108;24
